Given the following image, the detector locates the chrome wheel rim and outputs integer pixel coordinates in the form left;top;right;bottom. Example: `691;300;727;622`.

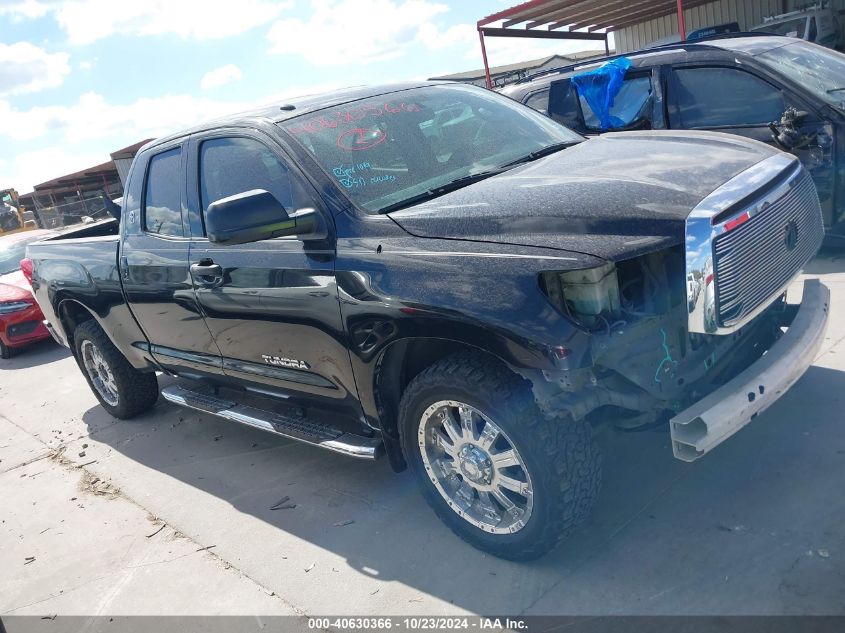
81;340;119;407
418;400;533;534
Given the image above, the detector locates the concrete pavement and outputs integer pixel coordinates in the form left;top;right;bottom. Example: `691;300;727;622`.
1;257;844;616
0;416;297;616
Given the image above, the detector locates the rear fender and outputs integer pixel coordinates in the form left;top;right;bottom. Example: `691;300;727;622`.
55;296;158;371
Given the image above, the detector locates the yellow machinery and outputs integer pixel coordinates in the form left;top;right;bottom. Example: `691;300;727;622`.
0;189;35;235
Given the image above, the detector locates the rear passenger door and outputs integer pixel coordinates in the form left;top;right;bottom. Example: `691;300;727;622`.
120;142;222;375
185;129;363;420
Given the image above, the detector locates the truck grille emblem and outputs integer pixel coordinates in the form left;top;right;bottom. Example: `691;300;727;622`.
783;220;799;251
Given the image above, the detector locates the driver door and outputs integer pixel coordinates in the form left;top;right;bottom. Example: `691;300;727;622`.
184;130;363;422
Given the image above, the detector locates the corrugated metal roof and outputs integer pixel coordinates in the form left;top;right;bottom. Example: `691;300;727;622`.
478;0;717;32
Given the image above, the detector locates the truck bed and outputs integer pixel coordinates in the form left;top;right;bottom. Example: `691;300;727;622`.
25;218;153;371
35;218;119;243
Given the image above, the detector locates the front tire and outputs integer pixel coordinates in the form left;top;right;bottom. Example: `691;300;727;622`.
73;320;158;419
398;351;601;561
0;339;14;360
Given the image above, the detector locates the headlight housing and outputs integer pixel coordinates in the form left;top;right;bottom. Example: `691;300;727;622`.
540;262;620;328
0;301;32;315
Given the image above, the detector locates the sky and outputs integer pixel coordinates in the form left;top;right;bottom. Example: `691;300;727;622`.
0;0;609;194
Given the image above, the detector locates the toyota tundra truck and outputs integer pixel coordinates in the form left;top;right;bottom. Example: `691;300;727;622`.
25;82;830;560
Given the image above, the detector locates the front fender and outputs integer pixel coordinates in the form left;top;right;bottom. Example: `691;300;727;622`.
336;233;600;429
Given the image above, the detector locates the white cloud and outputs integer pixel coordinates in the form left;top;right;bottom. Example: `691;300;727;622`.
0;82;342;143
200;64;242;90
0;82;342;190
267;0;449;65
0;42;70;96
418;22;475;50
53;0;291;44
1;94;246;190
7;146;106;192
0;0;50;20
0;92;250;143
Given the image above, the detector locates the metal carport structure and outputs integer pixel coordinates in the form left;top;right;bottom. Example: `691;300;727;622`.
477;0;711;88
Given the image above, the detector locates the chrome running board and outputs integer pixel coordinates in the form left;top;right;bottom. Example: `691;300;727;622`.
161;385;382;459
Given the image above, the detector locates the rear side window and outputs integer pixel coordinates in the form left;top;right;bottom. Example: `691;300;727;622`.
578;75;652;130
671;67;785;128
199;137;306;214
524;90;550;115
144;148;184;236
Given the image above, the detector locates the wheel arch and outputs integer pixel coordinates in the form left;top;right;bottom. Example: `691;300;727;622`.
56;298;158;372
57;298;97;351
372;337;518;472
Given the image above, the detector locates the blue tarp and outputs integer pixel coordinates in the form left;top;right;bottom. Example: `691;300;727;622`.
571;57;632;131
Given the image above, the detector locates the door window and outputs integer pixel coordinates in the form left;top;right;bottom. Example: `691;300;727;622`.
199;136;308;216
144;148;183;236
671;67;785;128
547;79;585;131
579;75;653;130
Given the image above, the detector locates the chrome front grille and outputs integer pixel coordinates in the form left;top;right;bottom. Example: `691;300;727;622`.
686;154;824;335
713;168;824;328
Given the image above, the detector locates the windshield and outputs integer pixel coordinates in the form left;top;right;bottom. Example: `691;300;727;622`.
0;235;43;275
758;41;845;110
280;84;582;213
752;17;807;38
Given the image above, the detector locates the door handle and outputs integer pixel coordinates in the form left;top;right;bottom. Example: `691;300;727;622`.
191;260;223;286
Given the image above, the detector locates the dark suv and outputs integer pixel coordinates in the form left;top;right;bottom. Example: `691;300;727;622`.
502;36;845;237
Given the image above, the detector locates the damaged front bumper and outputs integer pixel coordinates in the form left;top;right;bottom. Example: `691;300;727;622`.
670;278;830;462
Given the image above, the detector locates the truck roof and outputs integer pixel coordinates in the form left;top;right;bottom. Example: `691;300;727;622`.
144;81;447;153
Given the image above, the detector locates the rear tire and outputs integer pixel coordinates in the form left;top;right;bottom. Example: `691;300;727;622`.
73;320;158;419
398;351;601;561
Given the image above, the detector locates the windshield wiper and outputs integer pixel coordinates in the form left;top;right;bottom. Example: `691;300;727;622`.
827;87;845;94
377;168;509;214
502;141;579;167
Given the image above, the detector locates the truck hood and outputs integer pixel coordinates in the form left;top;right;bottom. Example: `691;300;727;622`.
388;131;779;261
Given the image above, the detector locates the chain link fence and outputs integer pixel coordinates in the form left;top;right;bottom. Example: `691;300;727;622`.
30;192;115;229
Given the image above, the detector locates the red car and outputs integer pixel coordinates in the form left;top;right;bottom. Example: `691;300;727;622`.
0;229;55;359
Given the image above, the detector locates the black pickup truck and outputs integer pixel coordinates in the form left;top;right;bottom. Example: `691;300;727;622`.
27;82;830;560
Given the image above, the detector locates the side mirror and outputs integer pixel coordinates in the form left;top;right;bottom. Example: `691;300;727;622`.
205;189;323;245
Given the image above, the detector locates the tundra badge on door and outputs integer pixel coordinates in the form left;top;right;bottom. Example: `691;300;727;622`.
262;355;310;370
